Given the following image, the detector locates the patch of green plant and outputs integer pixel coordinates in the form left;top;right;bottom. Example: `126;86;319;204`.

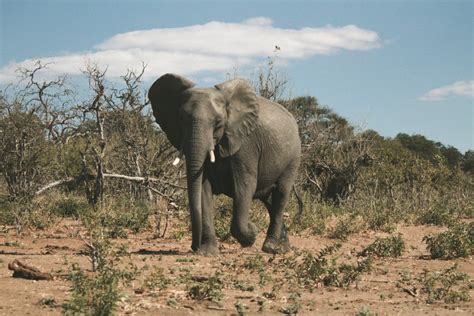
233;280;256;292
212;197;236;243
52;195;89;218
142;266;170;291
176;257;197;263
292;244;372;289
1;240;23;247
423;222;473;259
416;204;461;226
242;254;265;271
279;292;301;315
63;213;139;315
214;210;234;243
241;254;271;286
364;210;397;232
420;264;471;304
166;298;178;307
62;259;137;315
335;258;373;288
234;300;248;316
358;234;405;258
354;305;374;316
187;271;224;302
38;297;57;307
79;199;151;239
328;215;364;240
258;269;272;287
169;220;188;240
2;199;60;232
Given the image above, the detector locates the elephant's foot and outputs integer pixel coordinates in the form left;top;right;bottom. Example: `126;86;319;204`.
194;238;219;256
231;222;258;248
196;244;219;256
262;227;291;254
262;237;290;254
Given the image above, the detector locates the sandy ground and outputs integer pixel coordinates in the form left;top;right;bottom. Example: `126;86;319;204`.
0;220;472;315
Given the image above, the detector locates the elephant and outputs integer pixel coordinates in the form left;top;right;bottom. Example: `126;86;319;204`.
148;73;301;255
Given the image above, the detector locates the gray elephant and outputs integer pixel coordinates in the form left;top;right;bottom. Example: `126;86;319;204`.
148;74;301;254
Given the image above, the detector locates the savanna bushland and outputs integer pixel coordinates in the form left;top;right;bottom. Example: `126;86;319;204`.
0;59;472;315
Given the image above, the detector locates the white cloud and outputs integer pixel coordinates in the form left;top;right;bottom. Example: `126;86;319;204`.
0;17;381;83
420;80;474;101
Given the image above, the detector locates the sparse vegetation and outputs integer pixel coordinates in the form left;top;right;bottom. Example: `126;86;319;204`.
0;57;472;315
62;248;139;315
329;215;364;240
142;266;170;291
279;292;301;315
287;244;372;289
420;264;471;304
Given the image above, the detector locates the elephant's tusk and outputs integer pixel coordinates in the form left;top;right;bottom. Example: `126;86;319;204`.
172;151;184;166
172;157;181;166
209;150;215;163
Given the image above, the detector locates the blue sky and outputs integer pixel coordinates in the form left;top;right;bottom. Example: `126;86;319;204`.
1;0;472;152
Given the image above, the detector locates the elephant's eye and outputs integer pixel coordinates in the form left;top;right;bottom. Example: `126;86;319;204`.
214;119;225;140
215;119;225;130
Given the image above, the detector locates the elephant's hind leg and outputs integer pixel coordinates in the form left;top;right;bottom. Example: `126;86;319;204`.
261;189;291;254
262;159;299;254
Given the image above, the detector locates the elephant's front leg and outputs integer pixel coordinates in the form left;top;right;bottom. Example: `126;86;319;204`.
199;176;219;255
230;178;258;248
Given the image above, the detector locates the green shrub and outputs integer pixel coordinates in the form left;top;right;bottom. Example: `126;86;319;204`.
291;244;372;289
358;234;405;258
235;300;249;316
142;266;170;291
79;198;151;239
290;198;334;235
354;305;374;316
62;259;138;315
62;223;138;315
214;208;234;243
0;200;59;231
233;280;256;292
52;195;89;218
279;292;301;315
417;207;458;226
38;297;57;307
187;271;224;302
329;215;364;240
364;209;398;232
242;254;266;271
423;222;473;259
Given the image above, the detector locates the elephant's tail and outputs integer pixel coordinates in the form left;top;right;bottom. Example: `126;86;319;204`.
292;185;304;225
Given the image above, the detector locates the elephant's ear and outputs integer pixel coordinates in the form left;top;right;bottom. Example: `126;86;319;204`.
215;79;259;157
148;73;195;149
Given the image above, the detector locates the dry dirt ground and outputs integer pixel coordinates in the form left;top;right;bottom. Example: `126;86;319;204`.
0;220;472;315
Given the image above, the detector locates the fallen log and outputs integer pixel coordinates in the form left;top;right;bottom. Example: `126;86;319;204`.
8;259;53;280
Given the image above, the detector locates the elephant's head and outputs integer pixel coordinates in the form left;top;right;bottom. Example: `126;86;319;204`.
148;73;259;250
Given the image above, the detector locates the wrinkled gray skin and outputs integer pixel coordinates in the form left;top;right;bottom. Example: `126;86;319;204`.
148;74;301;255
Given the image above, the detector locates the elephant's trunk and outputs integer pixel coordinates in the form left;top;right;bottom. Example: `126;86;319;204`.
184;123;210;251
